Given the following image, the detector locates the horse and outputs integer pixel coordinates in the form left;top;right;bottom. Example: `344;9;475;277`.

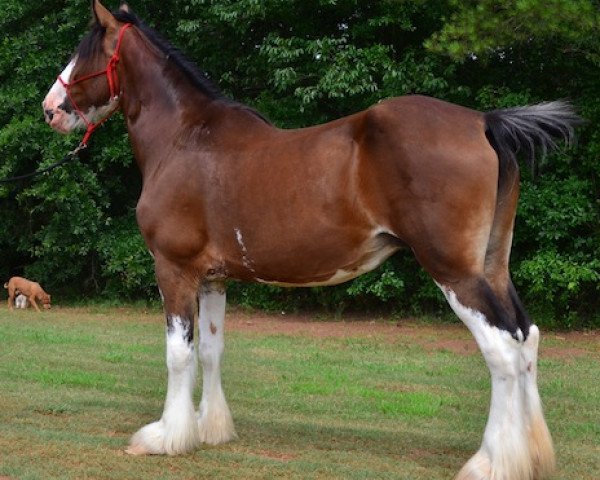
42;2;581;479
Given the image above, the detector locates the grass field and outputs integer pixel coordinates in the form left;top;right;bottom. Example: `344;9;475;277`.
0;306;598;479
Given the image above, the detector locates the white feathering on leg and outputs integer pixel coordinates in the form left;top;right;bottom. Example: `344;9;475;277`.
520;325;555;479
439;284;533;480
197;284;237;444
127;316;200;455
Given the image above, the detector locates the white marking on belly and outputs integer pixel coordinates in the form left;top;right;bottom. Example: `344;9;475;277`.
257;229;399;287
234;228;255;273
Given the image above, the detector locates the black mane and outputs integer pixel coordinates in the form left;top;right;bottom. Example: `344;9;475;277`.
76;8;271;124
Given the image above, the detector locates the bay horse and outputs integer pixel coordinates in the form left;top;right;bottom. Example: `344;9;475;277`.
43;2;580;479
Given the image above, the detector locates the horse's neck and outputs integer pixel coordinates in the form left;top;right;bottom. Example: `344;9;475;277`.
119;52;201;168
119;50;272;179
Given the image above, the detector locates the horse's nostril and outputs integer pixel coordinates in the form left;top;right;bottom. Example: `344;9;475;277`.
45;109;54;121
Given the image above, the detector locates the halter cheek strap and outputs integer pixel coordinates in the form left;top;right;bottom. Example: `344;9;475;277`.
58;23;133;147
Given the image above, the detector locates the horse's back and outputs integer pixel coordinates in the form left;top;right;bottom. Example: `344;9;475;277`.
360;95;493;171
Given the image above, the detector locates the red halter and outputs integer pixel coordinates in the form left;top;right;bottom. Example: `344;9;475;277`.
58;23;133;147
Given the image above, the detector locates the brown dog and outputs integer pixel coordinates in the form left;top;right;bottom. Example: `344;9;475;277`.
4;276;51;312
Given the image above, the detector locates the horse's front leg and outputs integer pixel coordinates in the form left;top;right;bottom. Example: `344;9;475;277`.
126;262;201;455
197;280;236;444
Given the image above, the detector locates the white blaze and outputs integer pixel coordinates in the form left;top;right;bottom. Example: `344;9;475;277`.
42;57;119;135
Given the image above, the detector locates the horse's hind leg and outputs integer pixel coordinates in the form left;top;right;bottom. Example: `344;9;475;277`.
437;277;532;480
512;283;555;479
127;260;200;455
433;275;553;479
485;175;554;479
197;281;236;444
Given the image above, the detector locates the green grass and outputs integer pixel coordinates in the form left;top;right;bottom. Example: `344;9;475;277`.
0;307;598;479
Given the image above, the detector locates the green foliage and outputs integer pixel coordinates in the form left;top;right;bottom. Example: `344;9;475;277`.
512;175;600;324
346;261;405;302
96;216;156;298
0;0;598;327
426;0;599;61
515;251;599;325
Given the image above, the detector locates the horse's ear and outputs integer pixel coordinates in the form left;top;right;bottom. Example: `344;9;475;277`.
92;0;118;30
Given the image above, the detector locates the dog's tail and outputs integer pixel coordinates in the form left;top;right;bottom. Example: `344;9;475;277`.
3;282;7;289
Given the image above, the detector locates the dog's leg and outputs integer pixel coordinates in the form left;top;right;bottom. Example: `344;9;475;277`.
8;287;14;311
30;296;41;312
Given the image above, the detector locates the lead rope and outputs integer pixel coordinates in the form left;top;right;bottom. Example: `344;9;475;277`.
0;143;86;184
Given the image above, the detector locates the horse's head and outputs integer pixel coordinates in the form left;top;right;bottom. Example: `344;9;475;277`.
43;0;130;138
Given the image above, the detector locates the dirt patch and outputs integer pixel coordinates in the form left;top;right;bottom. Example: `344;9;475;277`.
225;309;599;359
228;312;388;338
27;305;598;359
255;450;298;462
425;338;478;356
226;309;458;340
540;330;599;360
541;346;589;360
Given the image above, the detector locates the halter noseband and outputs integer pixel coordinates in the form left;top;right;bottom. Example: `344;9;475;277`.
58;23;133;147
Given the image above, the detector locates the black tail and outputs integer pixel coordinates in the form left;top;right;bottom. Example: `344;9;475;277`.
484;101;582;176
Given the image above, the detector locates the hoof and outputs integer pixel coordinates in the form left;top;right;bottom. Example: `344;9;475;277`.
456;449;535;480
197;401;237;445
455;451;491;480
125;444;153;456
127;418;200;456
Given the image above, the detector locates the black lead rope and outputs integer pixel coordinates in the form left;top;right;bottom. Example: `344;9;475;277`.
0;143;87;184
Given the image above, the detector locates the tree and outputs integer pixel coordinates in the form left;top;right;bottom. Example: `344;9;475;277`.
427;0;600;325
0;0;598;326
